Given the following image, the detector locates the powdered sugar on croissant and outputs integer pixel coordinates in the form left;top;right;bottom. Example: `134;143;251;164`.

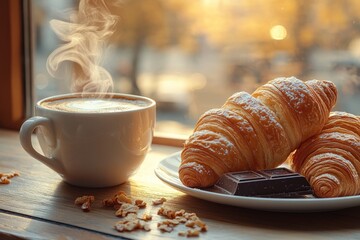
179;77;337;188
290;112;360;198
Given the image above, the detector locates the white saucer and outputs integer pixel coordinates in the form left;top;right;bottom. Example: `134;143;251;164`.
154;151;360;212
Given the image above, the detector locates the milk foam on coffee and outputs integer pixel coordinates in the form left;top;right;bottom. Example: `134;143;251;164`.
41;97;149;113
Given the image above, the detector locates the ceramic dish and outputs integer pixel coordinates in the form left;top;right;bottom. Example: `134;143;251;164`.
154;152;360;212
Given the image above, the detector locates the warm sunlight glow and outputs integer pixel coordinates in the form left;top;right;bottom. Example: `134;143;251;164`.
202;0;221;7
270;25;287;40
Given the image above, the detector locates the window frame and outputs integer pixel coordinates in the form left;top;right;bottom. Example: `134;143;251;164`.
0;0;27;130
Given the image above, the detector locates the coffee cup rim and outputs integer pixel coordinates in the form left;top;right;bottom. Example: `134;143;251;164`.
36;92;156;114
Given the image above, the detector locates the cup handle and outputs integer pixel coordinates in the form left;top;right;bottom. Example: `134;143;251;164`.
19;116;64;174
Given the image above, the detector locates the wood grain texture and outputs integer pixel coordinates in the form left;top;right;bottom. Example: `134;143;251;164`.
1;129;360;239
0;212;122;240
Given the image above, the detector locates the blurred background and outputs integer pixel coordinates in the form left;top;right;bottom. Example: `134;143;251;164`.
31;0;360;137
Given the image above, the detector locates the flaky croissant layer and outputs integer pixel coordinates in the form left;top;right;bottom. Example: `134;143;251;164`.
180;77;337;188
290;111;360;198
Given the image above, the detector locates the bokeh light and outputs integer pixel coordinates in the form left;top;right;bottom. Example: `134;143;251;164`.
270;25;287;40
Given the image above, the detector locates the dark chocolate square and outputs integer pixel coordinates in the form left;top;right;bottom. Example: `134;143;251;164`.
213;168;313;198
231;171;266;181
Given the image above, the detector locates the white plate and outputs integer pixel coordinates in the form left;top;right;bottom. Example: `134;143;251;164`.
154;151;360;212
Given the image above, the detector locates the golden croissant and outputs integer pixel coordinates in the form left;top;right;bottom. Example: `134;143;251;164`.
179;76;337;188
290;112;360;198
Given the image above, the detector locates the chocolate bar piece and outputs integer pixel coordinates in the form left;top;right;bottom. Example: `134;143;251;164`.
214;168;313;198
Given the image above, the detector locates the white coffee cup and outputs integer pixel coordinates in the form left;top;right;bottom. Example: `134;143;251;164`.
20;93;156;187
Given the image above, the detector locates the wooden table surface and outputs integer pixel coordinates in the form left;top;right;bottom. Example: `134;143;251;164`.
1;129;360;240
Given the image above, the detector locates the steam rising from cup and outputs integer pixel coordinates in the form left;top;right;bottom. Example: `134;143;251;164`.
46;0;117;96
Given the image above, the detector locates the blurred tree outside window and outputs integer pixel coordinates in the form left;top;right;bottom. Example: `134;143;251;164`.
32;0;360;137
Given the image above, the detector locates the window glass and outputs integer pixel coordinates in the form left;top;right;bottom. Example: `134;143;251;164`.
32;0;360;137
